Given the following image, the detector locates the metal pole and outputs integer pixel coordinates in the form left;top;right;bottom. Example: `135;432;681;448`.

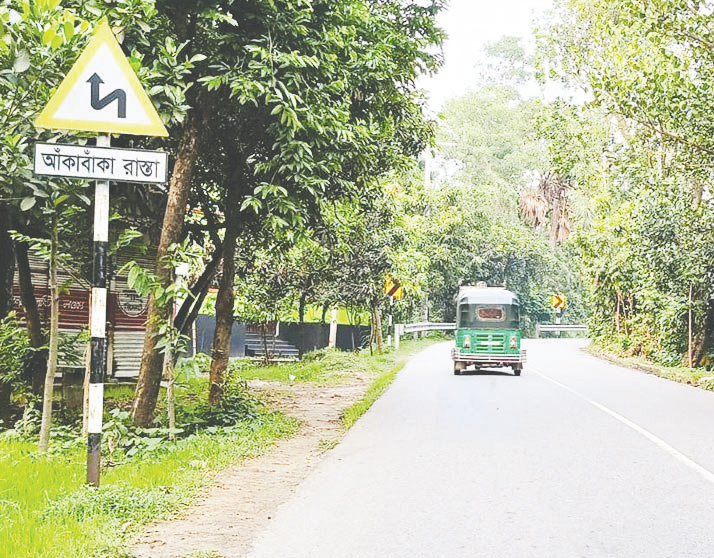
387;297;393;347
87;133;110;486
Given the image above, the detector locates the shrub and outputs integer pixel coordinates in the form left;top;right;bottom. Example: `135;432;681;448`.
0;313;34;393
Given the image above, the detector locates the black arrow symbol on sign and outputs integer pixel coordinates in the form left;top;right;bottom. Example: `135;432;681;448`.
87;73;126;119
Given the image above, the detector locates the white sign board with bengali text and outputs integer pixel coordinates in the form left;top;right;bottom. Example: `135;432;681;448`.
34;143;168;184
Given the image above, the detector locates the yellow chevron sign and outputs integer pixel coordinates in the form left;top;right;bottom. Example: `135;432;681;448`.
384;277;404;299
550;294;567;310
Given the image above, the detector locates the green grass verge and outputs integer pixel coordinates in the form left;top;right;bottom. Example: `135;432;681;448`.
0;410;297;558
231;336;444;388
230;349;369;385
586;343;714;390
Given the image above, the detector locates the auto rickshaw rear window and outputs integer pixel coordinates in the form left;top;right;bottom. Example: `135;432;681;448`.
478;307;503;320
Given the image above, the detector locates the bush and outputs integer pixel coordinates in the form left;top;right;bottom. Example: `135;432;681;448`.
174;352;212;382
177;375;259;430
0;313;34;392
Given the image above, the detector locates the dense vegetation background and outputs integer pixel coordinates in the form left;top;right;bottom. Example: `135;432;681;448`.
4;0;714;433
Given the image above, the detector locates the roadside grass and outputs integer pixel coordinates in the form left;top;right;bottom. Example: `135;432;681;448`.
230;348;373;385
586;343;714;391
0;407;297;558
1;335;443;558
231;336;445;390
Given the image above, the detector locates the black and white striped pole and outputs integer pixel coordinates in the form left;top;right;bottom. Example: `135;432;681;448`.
87;133;110;486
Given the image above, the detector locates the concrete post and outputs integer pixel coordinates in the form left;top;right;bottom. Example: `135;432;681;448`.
328;307;338;348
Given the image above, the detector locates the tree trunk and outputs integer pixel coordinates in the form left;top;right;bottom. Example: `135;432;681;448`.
321;301;329;325
0;382;11;426
0;205;14;319
174;236;224;337
692;300;714;367
132;109;203;427
208;213;238;407
15;240;46;393
38;223;59;453
0;206;17;422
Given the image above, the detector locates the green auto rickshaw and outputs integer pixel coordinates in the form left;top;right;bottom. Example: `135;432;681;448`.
451;284;526;376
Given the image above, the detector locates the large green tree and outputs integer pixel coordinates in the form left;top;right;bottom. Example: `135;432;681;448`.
538;0;714;364
128;0;444;421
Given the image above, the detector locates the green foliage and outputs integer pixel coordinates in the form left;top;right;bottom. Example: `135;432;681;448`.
174;352;212;382
426;83;592;329
535;0;714;366
175;376;259;431
10;402;42;436
0;312;33;389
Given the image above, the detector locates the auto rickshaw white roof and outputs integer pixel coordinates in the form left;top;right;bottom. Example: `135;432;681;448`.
457;286;520;306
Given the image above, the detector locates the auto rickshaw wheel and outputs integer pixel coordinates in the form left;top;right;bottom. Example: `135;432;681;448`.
513;366;522;377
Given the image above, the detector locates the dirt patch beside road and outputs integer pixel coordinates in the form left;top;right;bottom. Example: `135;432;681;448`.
131;376;371;558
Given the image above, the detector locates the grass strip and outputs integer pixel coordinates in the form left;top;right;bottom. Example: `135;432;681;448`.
341;362;401;430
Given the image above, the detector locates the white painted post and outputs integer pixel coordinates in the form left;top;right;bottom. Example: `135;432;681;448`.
328;307;338;348
556;314;561;338
387;296;394;347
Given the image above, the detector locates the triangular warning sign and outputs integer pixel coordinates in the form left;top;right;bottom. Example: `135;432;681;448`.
35;23;168;137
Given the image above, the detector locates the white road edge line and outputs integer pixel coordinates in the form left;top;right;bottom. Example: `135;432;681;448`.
532;367;714;485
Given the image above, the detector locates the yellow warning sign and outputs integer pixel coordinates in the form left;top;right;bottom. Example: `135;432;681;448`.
384;277;404;299
550;294;567;310
35;23;168;137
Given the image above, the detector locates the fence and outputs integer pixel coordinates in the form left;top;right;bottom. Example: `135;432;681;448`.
391;322;588;347
391;322;455;350
535;324;588;337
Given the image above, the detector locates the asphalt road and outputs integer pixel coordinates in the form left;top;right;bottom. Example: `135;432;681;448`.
247;339;714;558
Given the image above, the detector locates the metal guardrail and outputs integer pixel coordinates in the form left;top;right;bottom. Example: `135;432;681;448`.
535;324;588;337
401;322;456;334
390;322;455;350
390;323;587;349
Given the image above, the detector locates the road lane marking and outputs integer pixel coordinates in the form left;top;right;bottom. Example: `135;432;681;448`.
532;368;714;485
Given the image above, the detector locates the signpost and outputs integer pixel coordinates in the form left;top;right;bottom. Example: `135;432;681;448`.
384;277;404;300
34;23;168;137
384;277;405;347
549;294;567;335
35;143;168;184
34;22;168;486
